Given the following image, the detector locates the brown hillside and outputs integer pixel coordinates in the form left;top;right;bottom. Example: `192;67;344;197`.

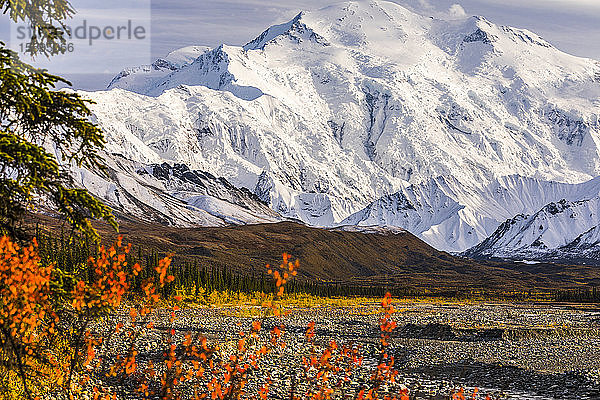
31;213;600;292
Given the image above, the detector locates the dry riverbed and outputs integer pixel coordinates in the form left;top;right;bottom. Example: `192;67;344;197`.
108;301;600;400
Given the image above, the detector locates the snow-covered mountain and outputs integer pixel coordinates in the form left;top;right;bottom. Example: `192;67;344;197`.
75;0;600;255
464;196;600;264
344;175;600;251
107;46;211;93
556;225;600;264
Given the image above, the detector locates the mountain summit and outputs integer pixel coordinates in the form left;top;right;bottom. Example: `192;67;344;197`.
77;1;600;254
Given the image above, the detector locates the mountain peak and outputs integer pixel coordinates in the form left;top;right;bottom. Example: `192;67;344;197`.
243;12;305;51
243;10;334;51
243;0;428;53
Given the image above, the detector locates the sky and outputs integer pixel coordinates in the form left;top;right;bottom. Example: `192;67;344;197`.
1;0;599;90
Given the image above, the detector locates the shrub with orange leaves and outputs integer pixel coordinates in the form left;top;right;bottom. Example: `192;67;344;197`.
0;236;58;399
0;234;174;399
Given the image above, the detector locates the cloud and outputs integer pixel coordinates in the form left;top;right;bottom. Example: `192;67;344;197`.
448;4;467;18
417;0;433;10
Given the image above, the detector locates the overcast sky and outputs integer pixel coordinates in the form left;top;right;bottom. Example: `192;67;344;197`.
2;0;599;90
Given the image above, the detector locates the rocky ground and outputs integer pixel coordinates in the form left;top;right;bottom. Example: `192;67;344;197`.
107;301;600;400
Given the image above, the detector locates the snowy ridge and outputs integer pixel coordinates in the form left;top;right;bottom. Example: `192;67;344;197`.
243;12;329;51
78;0;600;254
69;155;282;227
331;225;407;235
554;225;600;264
107;46;210;93
464;196;600;261
141;162;275;215
343;176;600;252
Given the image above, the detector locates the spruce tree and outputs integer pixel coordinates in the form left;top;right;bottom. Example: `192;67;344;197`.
0;0;116;239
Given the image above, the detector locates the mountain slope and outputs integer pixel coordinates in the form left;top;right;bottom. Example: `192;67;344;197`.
76;0;600;252
32;213;600;291
344;175;600;251
464;197;600;262
69;154;281;227
107;46;211;93
555;226;600;264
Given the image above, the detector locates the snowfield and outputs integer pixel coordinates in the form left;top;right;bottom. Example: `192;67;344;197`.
75;0;600;258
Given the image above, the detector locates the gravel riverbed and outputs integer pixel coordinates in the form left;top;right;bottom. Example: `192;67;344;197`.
107;301;600;400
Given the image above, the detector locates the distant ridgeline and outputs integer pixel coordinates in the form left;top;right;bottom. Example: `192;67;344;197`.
33;226;599;303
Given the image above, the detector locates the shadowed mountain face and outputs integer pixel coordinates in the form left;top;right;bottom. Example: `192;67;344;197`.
34;213;600;291
67;0;600;258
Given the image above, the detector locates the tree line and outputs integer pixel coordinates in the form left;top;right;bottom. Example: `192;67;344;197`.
35;226;600;303
33;226;437;300
553;287;600;303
